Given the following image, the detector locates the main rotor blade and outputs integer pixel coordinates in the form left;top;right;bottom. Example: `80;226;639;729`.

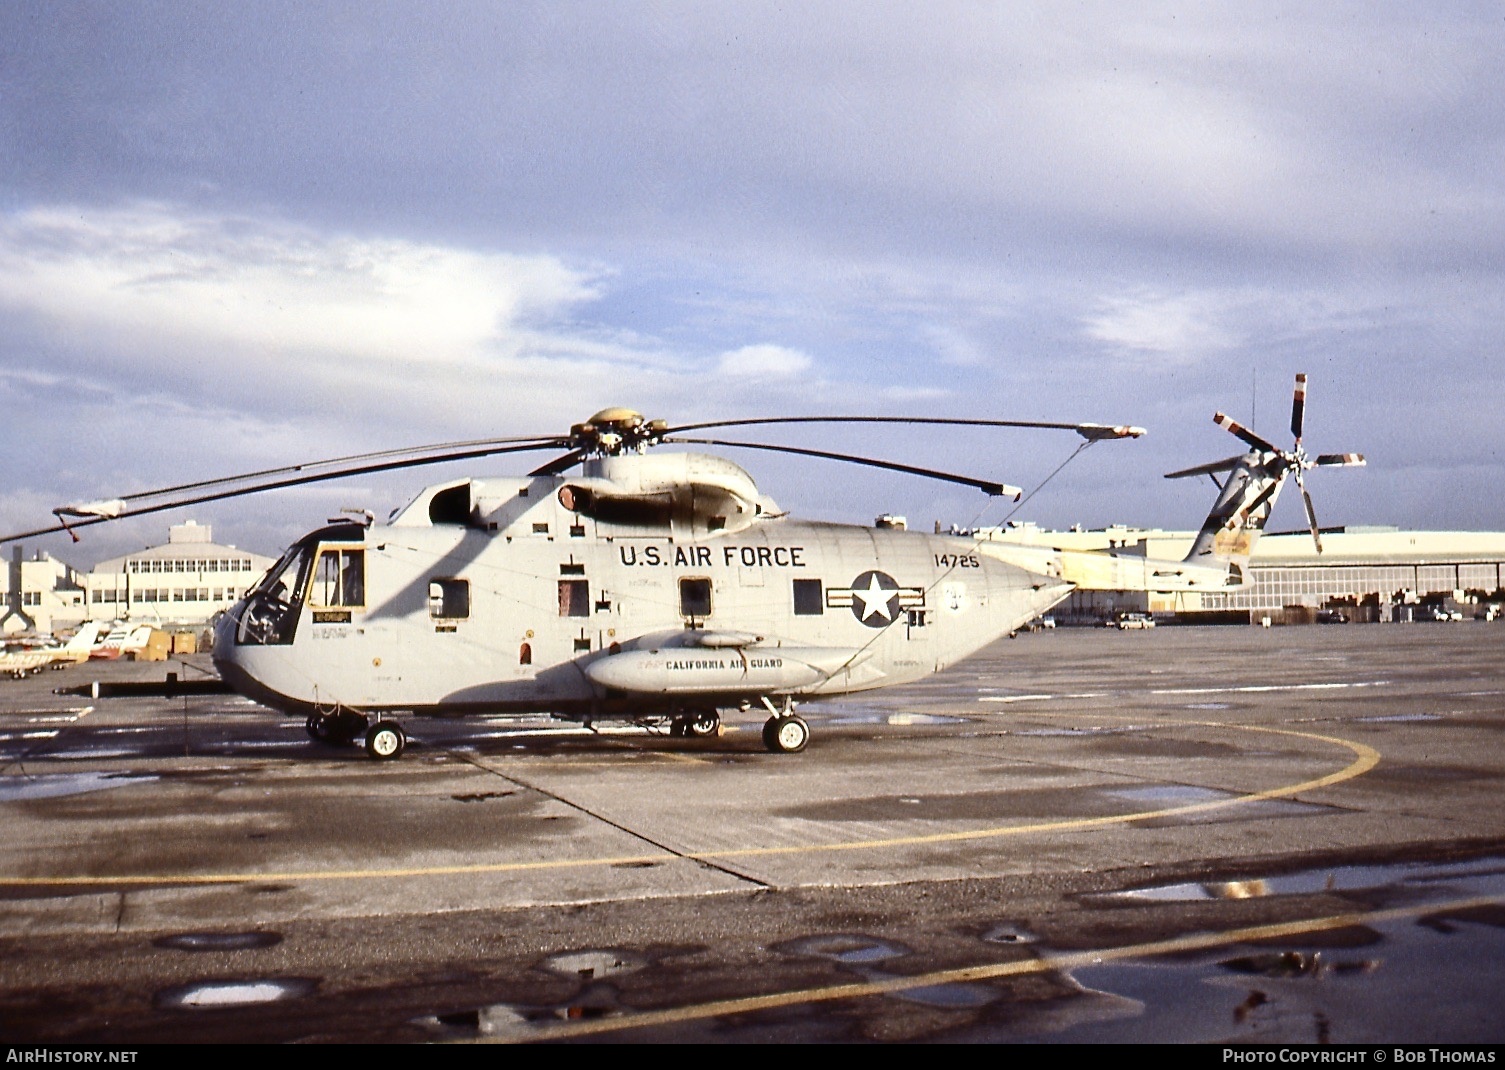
529;449;588;477
1313;453;1366;467
1290;372;1308;442
663;416;1145;442
2;439;569;546
663;437;1023;498
61;434;568;513
1213;412;1280;455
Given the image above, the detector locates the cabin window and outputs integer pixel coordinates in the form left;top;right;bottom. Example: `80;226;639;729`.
312;548;365;608
519;642;532;665
793;578;824;615
679;577;712;618
558;579;590;617
428;578;470;619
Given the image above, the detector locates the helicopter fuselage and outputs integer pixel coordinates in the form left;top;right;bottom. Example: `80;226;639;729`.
213;460;1070;724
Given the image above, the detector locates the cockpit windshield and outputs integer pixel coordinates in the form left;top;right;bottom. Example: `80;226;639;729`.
235;541;315;646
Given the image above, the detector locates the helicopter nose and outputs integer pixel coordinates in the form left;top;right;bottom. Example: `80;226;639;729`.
211;608;240;669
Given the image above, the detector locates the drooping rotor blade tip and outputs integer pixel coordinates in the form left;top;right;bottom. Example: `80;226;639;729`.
55;498;127;519
1076;424;1147;441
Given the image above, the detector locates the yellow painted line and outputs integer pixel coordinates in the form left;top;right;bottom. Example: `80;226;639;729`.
0;720;1377;888
476;893;1502;1043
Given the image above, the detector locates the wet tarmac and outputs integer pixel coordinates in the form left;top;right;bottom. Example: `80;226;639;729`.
0;623;1501;1044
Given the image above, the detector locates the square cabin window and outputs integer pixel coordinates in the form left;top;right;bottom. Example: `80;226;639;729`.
558;579;590;617
429;578;470;619
679;577;712;617
793;578;824;615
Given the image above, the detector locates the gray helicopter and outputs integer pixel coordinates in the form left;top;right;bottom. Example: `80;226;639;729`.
7;377;1360;759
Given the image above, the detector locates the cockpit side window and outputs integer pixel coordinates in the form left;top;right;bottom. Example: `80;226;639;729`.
312;548;365;608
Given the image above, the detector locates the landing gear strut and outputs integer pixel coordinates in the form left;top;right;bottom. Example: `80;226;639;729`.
760;696;809;754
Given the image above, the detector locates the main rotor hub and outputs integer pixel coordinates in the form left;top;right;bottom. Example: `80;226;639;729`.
570;408;669;456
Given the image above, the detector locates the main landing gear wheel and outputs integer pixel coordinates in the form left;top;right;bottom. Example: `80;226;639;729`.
364;720;406;761
762;714;809;754
306;710;367;746
669;709;722;738
686;709;721;738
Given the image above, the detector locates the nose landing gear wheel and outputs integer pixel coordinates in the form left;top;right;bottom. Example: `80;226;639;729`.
365;720;406;760
762;714;809;754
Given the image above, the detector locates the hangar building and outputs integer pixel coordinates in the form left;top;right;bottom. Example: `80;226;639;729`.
977;524;1505;624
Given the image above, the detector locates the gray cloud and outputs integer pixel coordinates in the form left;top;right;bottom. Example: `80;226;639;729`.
0;2;1501;565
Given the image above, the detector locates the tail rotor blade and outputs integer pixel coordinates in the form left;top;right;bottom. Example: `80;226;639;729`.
1290;373;1308;442
1296;470;1322;553
1214;412;1280;455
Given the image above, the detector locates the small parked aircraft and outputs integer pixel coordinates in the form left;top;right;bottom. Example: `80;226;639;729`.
0;622;103;679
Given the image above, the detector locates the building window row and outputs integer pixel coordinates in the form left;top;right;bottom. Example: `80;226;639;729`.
1201;561;1504;612
118;588;238;604
125;558;254;575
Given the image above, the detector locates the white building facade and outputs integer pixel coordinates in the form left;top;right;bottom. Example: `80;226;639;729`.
0;548;86;636
82;521;275;629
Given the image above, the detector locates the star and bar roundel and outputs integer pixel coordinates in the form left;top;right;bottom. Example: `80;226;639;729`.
825;571;926;627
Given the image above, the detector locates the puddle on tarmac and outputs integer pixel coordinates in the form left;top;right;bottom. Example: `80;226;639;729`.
983;923;1040;945
1113;856;1505;902
870;972;1001;1008
822;708;962;726
154;977;315;1009
153;931;283;952
540;949;645;979
0;771;157;802
419;997;621;1038
1099;784;1328;826
780;933;910;964
1007;726;1127;737
1033;911;1505;1044
1356;713;1444;723
947;860;1505;1043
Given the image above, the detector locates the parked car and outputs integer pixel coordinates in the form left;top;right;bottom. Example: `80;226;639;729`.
1316;609;1349;624
1116;612;1155;630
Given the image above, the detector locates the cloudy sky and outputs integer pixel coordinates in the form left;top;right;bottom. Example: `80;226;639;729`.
2;2;1501;566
